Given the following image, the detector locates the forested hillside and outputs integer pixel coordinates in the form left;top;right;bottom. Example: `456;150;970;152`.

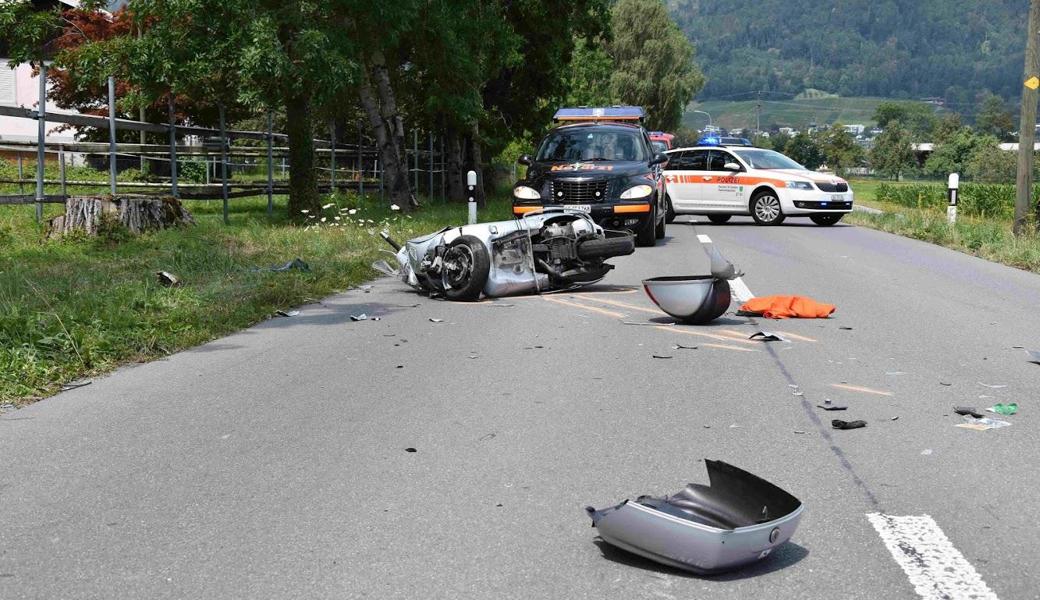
669;0;1027;107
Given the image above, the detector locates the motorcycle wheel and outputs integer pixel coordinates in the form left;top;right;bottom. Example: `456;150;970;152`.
441;235;490;301
577;236;636;259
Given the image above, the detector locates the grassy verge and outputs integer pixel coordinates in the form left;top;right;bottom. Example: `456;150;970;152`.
0;193;512;404
846;178;1040;273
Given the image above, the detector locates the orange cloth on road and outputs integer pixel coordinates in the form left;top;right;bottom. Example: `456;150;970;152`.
739;295;836;319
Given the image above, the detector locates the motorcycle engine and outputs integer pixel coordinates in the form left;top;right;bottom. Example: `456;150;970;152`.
540;220;587;263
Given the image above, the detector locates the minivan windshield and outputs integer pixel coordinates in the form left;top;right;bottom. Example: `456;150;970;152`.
537;127;649;162
732;148;806;170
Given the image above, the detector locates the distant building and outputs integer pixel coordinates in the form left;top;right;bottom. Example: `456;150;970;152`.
845;124;865;136
778;127;796;136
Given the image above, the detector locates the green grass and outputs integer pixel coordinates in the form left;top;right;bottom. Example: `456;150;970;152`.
0;192;512;404
845;178;1040;273
685;96;891;131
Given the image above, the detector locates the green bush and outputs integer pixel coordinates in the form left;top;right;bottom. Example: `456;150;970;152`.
178;160;207;183
874;182;1038;220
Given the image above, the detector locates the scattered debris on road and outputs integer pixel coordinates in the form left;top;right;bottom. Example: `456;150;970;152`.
977;382;1008;389
429;318;444;323
60;380;92;391
956;418;1011;431
839;326;854;330
350;314;368;321
260;257;310;273
371;260;399;277
651;354;673;359
737;295;835;319
749;331;787;342
921;449;933;455
673;344;698;350
275;310;300;317
939;381;953;386
623;321;675;326
832;419;867;430
585;460;803;574
987;403;1018;416
954;407;985;418
156;271;180;287
817;400;848;411
1025;349;1040;365
478;433;496;442
404;447;417;452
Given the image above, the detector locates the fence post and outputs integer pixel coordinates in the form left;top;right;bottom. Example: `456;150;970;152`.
357;120;363;197
467;170;477;224
59;144;66;200
329;120;336;193
35;63;47;223
17;153;24;195
219;103;228;224
266;112;274;216
107;76;117;195
947;172;959;225
168;95;178;198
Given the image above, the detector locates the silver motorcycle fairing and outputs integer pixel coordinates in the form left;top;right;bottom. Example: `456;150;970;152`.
394;209;605;297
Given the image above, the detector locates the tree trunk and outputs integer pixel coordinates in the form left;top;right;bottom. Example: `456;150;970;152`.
284;92;320;218
358;52;415;210
445;127;466;201
48;195;194;238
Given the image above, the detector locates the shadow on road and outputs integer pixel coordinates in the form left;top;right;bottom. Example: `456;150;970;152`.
592;538;809;580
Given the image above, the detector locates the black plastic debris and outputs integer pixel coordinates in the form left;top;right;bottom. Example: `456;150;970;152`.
749;331;787;342
61;380;93;391
832;419;866;430
275;310;300;317
954;406;985;419
673;344;698;350
404;447;417;453
839;326;854;331
350;314;368;321
429;318;444;323
585;460;803;574
157;271;180;287
270;258;310;272
651;354;673;359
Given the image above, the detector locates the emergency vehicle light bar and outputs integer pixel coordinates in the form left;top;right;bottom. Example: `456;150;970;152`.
697;135;722;146
553;106;645;123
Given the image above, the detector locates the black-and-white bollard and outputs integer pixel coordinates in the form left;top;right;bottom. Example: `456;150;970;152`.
467;170;477;224
947;172;959;224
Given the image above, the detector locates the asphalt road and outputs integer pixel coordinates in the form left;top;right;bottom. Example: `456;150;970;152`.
2;215;1039;599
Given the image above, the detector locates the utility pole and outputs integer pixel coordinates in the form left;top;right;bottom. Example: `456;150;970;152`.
756;91;762;134
1016;0;1040;235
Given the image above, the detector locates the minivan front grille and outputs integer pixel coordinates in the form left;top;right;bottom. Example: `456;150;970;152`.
550;180;609;203
815;182;849;193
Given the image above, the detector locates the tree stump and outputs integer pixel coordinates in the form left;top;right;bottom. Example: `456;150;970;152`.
48;195;195;238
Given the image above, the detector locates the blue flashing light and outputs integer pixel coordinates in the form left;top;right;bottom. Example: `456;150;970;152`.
697;135;722;146
554;106;645;122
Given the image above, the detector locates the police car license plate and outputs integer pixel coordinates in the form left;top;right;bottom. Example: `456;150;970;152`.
564;204;592;212
830;195;844;202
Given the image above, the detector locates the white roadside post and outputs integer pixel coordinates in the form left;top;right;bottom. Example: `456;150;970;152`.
467;170;477;224
947;172;959;224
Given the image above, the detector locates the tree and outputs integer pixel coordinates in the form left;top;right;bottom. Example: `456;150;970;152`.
873;101;938;138
608;0;705;131
784;132;823;170
817;123;864;175
924;128;996;177
965;144;1018;183
565;36;616;107
869;121;915;180
975;94;1015;141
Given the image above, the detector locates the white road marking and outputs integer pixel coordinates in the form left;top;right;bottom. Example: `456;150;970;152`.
694;233;755;301
867;513;998;600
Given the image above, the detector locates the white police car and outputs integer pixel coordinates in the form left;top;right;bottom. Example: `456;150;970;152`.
663;138;853;226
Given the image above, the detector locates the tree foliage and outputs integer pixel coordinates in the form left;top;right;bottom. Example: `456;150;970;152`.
608;0;704;131
873;101;938;138
974;94;1015;141
869;121;915;179
783;132;822;170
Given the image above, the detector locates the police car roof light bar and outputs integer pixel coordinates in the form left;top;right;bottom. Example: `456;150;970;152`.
697;135;722;147
554;106;645;123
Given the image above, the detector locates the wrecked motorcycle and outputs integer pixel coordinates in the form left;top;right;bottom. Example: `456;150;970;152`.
381;208;635;300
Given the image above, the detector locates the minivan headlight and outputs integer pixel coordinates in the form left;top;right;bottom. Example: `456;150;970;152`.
513;186;541;200
620;184;653;199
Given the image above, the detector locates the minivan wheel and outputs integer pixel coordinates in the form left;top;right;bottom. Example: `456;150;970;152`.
750;192;785;225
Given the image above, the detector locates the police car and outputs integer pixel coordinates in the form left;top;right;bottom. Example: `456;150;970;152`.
663;137;853;226
513;107;669;247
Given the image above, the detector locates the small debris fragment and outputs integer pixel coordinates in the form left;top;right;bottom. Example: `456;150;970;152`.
890;416;899;421
268;258;310;272
350;314;368;321
885;371;906;376
792;391;804;396
360;285;373;293
404;447;417;452
673;344;698;350
977;382;1008;389
987;403;1018;416
623;321;676;326
729;423;742;429
371;317;381;321
702;424;711;429
749;331;786;342
832;419;867;430
478;433;496;442
955;418;1011;431
395;365;404;369
61;380;92;391
371;260;399;277
839;326;853;331
275;310;300;317
921;449;933;456
1025;349;1040;365
954;406;984;419
939;381;952;386
156;271;180;287
817;400;848;411
651;354;673;359
429;318;444;323
793;430;806;434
